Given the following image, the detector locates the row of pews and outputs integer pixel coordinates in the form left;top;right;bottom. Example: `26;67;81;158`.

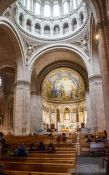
1;134;78;175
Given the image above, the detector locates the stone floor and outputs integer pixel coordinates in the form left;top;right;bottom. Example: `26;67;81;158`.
76;156;106;175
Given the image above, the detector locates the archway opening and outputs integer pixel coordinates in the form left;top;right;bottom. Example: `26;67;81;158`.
41;67;87;132
0;67;15;134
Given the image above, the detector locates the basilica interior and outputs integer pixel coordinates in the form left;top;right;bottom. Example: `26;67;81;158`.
0;0;109;136
0;0;109;174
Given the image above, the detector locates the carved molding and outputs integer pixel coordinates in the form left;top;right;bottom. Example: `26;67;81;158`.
89;75;102;85
13;2;90;42
14;80;31;89
71;31;90;56
23;38;42;59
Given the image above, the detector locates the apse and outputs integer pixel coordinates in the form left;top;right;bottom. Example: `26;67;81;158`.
41;67;87;132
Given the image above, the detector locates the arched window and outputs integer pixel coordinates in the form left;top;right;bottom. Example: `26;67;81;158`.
54;25;60;34
26;19;31;31
19;13;24;26
63;22;69;34
44;25;50;35
35;23;41;34
44;3;50;17
64;1;69;14
72;18;77;30
35;2;40;15
73;0;77;10
53;3;59;17
27;0;31;10
80;12;84;24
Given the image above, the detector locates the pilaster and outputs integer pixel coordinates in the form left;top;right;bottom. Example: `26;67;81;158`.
13;81;31;135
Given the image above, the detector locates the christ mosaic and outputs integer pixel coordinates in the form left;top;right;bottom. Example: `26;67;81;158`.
41;67;85;101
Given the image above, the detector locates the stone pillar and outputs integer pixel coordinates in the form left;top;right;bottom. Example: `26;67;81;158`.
88;76;106;132
85;91;92;129
30;94;43;132
97;22;109;135
13;81;31;135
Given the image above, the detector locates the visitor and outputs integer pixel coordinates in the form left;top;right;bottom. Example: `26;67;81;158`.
14;144;28;157
0;132;6;145
2;143;14;157
47;143;55;153
62;133;67;142
29;143;36;151
57;135;62;143
37;142;46;152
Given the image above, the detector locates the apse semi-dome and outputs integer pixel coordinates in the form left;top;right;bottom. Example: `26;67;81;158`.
14;0;89;41
41;67;85;102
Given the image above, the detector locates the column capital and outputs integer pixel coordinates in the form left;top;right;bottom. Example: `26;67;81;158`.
89;75;102;87
14;80;31;89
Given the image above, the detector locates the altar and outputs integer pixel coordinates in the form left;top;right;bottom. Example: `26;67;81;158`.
58;122;80;132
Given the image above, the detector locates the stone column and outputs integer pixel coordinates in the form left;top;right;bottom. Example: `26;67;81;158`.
30;93;43;132
13;81;31;135
88;76;106;132
85;91;92;129
97;21;109;135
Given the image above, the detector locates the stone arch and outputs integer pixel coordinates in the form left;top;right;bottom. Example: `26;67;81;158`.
35;23;41;34
28;43;90;80
19;13;24;26
72;18;77;31
44;25;50;35
63;22;69;34
0;17;25;80
37;61;88;95
26;19;32;31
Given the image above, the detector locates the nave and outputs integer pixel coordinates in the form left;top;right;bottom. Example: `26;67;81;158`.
0;134;78;175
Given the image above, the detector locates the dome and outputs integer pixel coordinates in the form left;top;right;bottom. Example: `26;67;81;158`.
22;0;83;18
41;67;85;102
14;0;89;41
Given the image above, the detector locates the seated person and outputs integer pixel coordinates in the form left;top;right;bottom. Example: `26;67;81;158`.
0;132;6;145
14;144;28;157
47;143;55;153
57;135;62;143
3;144;14;157
87;138;93;143
102;136;107;144
95;136;102;143
62;133;67;142
37;142;46;152
29;143;36;151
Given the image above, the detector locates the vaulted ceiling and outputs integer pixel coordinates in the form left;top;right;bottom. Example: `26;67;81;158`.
0;0;108;23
